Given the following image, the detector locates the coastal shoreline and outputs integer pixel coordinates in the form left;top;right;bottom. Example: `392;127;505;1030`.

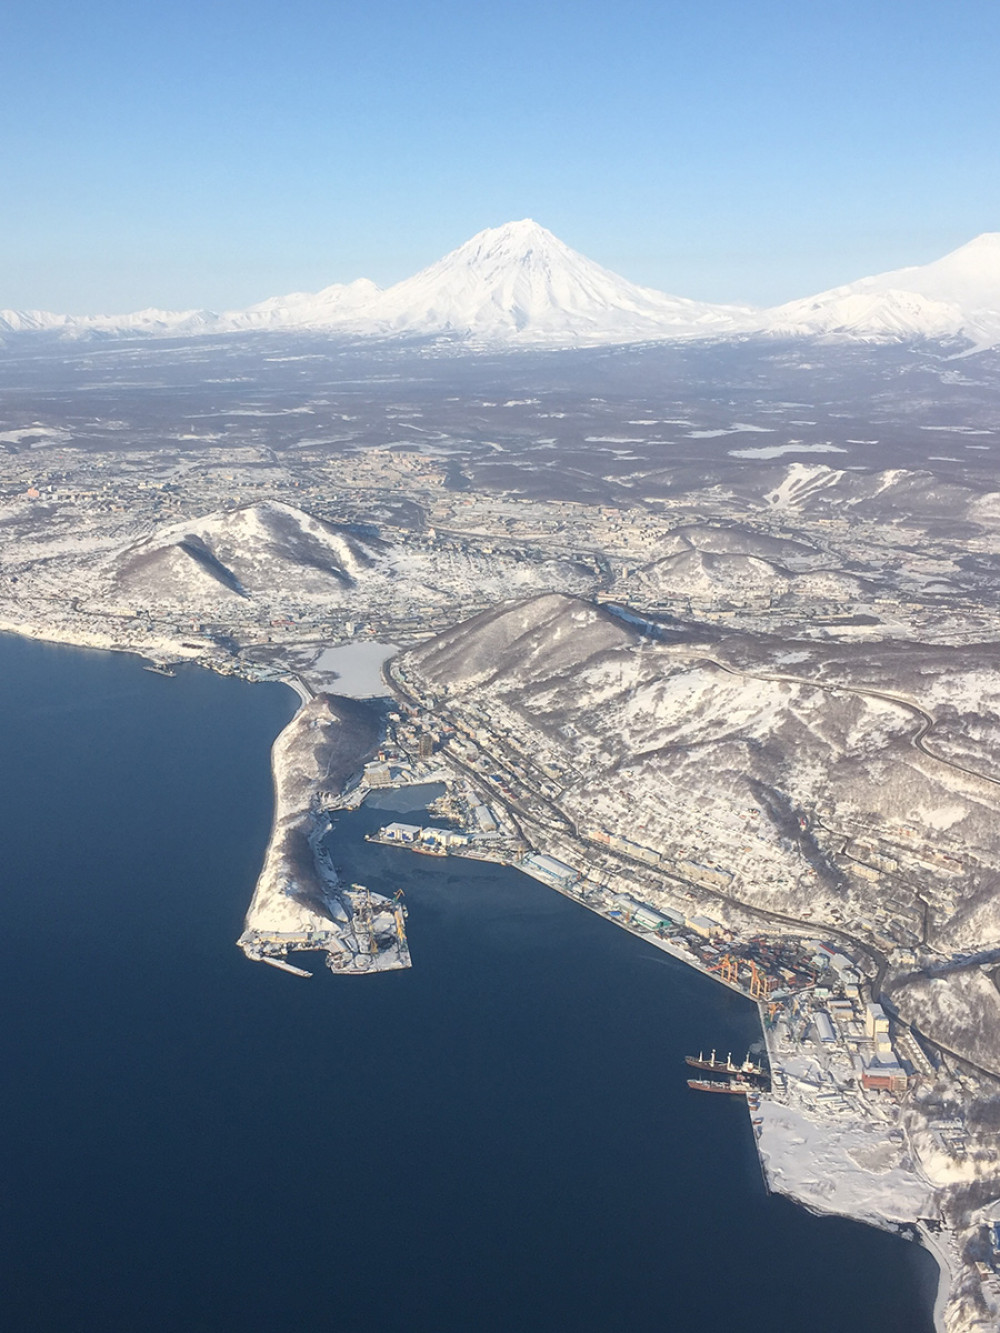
0;622;977;1330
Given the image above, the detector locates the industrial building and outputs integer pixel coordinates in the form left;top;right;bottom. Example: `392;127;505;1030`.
520;853;578;890
814;1011;837;1044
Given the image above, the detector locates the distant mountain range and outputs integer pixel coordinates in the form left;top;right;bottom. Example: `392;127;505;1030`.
4;219;1000;349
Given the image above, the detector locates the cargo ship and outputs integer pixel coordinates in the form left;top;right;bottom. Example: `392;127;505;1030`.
685;1049;768;1080
687;1076;753;1095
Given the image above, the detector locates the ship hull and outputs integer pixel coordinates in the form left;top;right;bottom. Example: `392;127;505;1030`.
687;1078;751;1095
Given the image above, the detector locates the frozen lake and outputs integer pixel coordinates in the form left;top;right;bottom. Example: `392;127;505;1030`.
310;639;399;696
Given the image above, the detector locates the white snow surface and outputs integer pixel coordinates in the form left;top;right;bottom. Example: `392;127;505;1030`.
756;1099;934;1224
729;443;849;460
309;641;398;697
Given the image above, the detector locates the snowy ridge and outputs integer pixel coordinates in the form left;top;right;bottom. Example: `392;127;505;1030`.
0;305;216;337
223;278;381;332
5;223;1000;348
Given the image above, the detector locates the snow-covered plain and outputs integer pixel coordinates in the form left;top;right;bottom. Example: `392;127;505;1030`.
755;1099;933;1224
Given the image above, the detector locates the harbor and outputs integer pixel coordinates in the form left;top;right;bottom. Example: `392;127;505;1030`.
0;632;941;1333
310;690;979;1329
240;881;411;975
335;705;925;1123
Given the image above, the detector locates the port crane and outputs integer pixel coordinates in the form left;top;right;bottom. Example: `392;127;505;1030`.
711;954;740;986
748;961;770;1000
710;953;773;1001
364;887;380;956
393;889;407;946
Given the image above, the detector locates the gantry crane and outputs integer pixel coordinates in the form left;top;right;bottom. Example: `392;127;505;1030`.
749;961;771;1000
711;954;740;986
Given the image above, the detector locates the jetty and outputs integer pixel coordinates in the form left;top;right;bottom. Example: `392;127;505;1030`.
260;956;313;978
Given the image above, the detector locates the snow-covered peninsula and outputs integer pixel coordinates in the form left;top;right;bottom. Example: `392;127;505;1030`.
238;692;410;977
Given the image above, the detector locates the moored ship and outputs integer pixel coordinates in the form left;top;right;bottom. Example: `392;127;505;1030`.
685;1048;768;1080
687;1075;753;1095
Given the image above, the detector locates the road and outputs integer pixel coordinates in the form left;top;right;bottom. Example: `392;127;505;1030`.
676;648;1000;790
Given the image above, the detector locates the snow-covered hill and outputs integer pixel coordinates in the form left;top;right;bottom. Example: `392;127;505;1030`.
5;223;1000;349
636;548;792;603
403;590;1000;965
116;502;381;602
108;499;598;620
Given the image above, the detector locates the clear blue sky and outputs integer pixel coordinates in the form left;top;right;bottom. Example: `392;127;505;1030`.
3;0;998;312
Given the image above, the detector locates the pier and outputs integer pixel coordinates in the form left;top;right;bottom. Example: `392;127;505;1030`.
260;955;313;978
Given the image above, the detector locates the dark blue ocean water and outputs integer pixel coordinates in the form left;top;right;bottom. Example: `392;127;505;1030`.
0;635;938;1332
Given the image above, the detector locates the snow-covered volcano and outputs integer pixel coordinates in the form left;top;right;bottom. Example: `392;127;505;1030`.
762;232;1000;346
352;218;753;341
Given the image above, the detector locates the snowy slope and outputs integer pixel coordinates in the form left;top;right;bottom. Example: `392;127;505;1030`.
219;278;380;331
116;501;381;602
637;548;791;602
762;233;1000;346
403;591;1000;958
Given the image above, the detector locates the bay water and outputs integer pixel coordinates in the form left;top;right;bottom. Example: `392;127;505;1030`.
0;635;938;1331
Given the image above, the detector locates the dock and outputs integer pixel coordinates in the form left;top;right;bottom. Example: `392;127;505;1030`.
260;955;313;978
